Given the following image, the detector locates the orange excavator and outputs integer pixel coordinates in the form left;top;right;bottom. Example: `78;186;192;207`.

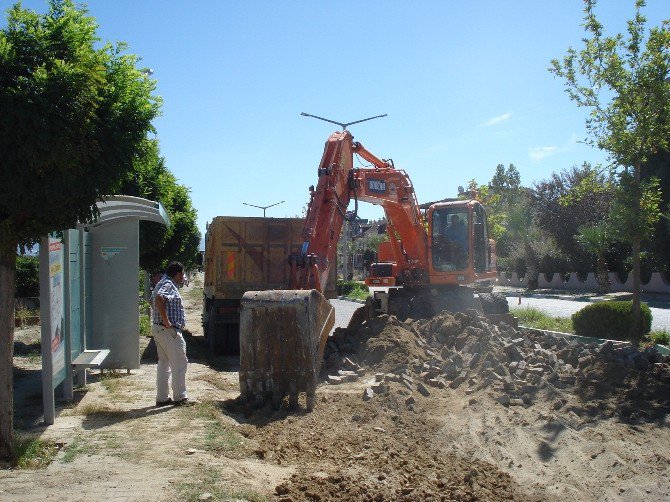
239;118;507;410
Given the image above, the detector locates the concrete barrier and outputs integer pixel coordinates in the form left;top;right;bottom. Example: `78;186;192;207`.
498;271;670;294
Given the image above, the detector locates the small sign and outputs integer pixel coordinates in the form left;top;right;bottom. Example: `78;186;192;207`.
101;246;127;261
367;179;387;193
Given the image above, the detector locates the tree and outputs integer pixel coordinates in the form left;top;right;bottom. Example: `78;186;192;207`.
530;164;614;272
0;0;160;457
485;163;523;258
15;255;40;298
550;0;670;339
641;149;670;272
117;139;201;272
576;222;613;292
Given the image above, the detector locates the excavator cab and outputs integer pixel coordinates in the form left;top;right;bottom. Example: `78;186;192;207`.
427;200;496;285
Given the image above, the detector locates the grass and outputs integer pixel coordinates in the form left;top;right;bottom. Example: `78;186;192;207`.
68;402;126;417
648;329;669;347
12;432;59;469
511;306;574;333
177;470;267;502
184;401;247;456
99;370;129;394
61;435;95;463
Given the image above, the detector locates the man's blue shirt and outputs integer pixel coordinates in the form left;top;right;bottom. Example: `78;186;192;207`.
152;274;186;329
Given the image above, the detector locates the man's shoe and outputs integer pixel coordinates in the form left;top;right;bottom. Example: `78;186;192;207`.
155;398;173;407
175;398;197;407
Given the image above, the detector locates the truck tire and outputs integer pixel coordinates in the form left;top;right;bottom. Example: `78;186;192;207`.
222;323;240;355
208;306;222;354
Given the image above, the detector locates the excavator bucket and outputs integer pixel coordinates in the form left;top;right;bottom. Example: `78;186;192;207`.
239;289;335;411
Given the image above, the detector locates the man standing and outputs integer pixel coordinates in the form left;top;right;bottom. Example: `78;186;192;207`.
152;261;193;406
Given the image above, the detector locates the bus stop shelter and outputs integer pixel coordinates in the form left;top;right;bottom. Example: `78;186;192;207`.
41;196;170;424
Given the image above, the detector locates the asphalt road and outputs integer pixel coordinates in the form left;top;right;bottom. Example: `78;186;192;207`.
329;298;362;333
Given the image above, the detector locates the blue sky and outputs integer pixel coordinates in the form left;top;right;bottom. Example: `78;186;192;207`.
4;1;669;236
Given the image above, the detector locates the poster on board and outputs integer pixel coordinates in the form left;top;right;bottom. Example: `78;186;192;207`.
48;237;65;383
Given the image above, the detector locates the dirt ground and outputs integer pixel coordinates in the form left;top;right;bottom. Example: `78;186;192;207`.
2;274;669;501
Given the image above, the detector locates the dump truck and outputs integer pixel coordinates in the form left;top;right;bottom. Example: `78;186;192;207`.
202;216;336;354
239;128;511;410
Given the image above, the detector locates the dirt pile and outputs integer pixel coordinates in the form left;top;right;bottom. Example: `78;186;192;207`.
323;307;670;420
233;381;531;501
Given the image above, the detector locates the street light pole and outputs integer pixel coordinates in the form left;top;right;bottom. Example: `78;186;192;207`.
243;200;285;217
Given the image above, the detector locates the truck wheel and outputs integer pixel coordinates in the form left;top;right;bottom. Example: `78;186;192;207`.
208;306;222;354
222;323;240;355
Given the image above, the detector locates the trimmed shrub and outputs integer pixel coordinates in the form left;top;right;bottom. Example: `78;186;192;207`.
572;301;652;341
337;280;369;299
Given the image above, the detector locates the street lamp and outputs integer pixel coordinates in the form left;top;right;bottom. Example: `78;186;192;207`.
243;200;285;217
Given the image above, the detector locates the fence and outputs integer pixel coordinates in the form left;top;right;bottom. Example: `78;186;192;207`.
497;272;670;294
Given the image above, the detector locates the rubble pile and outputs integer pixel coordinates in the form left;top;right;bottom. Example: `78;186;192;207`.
323;307;670;417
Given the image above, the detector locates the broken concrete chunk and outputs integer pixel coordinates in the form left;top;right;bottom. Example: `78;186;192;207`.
328;375;343;385
363;388;374;401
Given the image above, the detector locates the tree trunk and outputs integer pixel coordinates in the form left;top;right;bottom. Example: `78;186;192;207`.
631;236;642;345
524;241;539;290
595;253;611;294
0;241;17;459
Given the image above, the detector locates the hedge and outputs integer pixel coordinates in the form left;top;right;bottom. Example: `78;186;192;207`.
572;301;652;341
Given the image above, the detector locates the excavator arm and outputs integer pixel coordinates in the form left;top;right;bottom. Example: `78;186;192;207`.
290;130;430;292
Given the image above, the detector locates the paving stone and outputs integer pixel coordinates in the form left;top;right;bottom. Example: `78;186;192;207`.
328;375;343;385
363;388;374;401
417;382;431;397
496;394;511;407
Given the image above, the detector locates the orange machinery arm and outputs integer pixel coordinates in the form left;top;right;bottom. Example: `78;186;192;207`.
289;130;430;291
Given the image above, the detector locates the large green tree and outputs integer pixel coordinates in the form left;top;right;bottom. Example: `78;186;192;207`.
0;0;160;457
117;139;201;272
550;0;670;338
530;164;614;272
